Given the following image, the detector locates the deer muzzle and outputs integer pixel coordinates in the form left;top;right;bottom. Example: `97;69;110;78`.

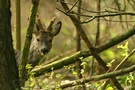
41;48;49;55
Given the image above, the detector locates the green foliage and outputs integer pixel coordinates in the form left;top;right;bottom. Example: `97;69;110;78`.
125;72;135;90
88;82;104;90
107;59;115;68
117;42;130;56
105;84;114;90
24;64;35;89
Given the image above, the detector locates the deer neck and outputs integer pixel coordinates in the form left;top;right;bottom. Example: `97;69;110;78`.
28;39;44;67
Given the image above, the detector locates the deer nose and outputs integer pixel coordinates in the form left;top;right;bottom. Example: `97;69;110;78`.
41;48;49;54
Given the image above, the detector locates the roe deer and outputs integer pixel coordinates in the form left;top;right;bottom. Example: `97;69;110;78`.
15;15;62;67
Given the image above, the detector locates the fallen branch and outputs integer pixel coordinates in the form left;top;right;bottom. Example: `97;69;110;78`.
52;64;135;89
96;26;135;52
32;51;83;76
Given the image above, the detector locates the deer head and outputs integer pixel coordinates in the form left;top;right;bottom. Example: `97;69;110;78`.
33;15;62;55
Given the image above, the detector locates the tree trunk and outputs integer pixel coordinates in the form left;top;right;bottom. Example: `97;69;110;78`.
15;0;21;50
0;0;21;90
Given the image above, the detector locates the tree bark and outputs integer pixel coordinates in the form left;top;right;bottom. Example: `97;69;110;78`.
15;0;21;50
0;0;20;89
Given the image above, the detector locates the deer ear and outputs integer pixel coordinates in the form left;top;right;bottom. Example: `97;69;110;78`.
36;23;40;32
49;21;62;36
33;23;40;35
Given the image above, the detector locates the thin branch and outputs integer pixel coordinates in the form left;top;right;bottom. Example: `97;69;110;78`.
114;48;135;71
66;0;79;13
57;0;119;14
127;0;135;10
102;18;135;22
57;7;135;24
71;12;135;18
79;16;95;24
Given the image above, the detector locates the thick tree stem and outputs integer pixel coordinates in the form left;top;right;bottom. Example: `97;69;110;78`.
19;0;40;86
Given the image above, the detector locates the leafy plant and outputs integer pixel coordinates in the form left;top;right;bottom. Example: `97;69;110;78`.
125;72;135;90
117;42;130;57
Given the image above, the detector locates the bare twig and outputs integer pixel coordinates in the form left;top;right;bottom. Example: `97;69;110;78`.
114;48;135;71
102;18;135;22
66;0;79;13
57;6;135;24
79;16;95;24
71;12;135;18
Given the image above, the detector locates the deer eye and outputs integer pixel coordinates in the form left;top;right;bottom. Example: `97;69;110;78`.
36;38;40;42
48;39;52;43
